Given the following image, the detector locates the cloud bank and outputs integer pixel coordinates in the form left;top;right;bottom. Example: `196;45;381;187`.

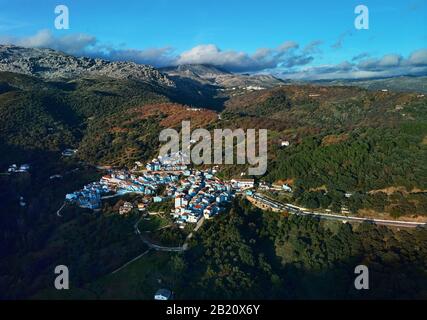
280;49;427;80
0;29;318;72
1;29;426;80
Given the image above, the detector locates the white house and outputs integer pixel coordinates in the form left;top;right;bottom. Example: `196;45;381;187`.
282;184;293;192
187;213;200;223
65;193;77;201
231;178;255;189
154;288;172;300
280;140;290;147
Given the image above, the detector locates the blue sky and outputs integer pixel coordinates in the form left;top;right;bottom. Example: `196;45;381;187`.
0;0;426;79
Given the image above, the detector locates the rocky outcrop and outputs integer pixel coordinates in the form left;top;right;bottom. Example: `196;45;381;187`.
161;64;285;89
0;45;175;87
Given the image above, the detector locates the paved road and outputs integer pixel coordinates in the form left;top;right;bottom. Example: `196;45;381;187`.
134;215;205;252
110;249;151;274
56;202;66;217
183;216;205;250
251;193;426;229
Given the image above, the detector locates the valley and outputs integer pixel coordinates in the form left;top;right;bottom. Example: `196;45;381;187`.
0;45;426;300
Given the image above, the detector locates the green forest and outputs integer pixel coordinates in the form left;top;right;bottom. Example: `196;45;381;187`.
179;199;427;299
1;71;427;299
29;199;427;300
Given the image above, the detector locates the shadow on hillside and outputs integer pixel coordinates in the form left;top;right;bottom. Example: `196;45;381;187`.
165;76;229;111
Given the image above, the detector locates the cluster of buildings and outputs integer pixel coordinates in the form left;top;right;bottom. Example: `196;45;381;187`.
65;169;180;210
258;181;293;192
245;85;265;91
65;182;110;210
64;152;239;224
144;152;189;172
7;163;30;173
64;152;188;212
230;178;255;190
172;170;233;223
100;170;175;195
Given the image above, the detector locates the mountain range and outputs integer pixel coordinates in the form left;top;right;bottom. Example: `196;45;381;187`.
1;44;427;300
0;45;175;87
161;64;286;89
0;44;426;215
2;44;427;97
0;45;285;91
307;76;427;94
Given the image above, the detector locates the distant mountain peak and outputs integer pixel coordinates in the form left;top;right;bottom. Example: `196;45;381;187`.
177;64;232;74
161;64;232;80
161;63;285;90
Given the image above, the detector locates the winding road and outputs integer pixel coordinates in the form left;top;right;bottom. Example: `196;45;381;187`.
56;202;66;217
250;193;427;229
134;215;205;252
110;249;151;274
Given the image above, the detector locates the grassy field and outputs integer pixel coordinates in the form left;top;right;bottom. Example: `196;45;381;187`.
85;250;177;300
138;214;171;232
33;250;179;300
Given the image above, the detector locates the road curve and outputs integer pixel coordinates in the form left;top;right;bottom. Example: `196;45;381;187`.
134;216;205;252
251;193;426;229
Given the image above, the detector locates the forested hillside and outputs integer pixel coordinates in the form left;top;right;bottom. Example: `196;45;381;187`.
34;199;427;300
179;199;427;299
222;86;427;218
1;67;426;299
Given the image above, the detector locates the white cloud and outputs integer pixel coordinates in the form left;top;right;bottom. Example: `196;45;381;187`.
331;31;352;49
303;40;323;54
352;52;370;61
108;47;176;67
176;44;253;70
0;29;97;54
0;30;316;73
357;54;402;71
1;29;426;79
407;49;427;66
175;42;310;72
280;50;427;80
278;41;299;52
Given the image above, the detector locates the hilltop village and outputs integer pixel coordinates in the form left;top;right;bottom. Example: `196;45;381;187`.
65;152;253;225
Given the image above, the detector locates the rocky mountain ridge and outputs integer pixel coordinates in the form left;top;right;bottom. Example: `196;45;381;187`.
161;64;286;90
0;45;175;87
